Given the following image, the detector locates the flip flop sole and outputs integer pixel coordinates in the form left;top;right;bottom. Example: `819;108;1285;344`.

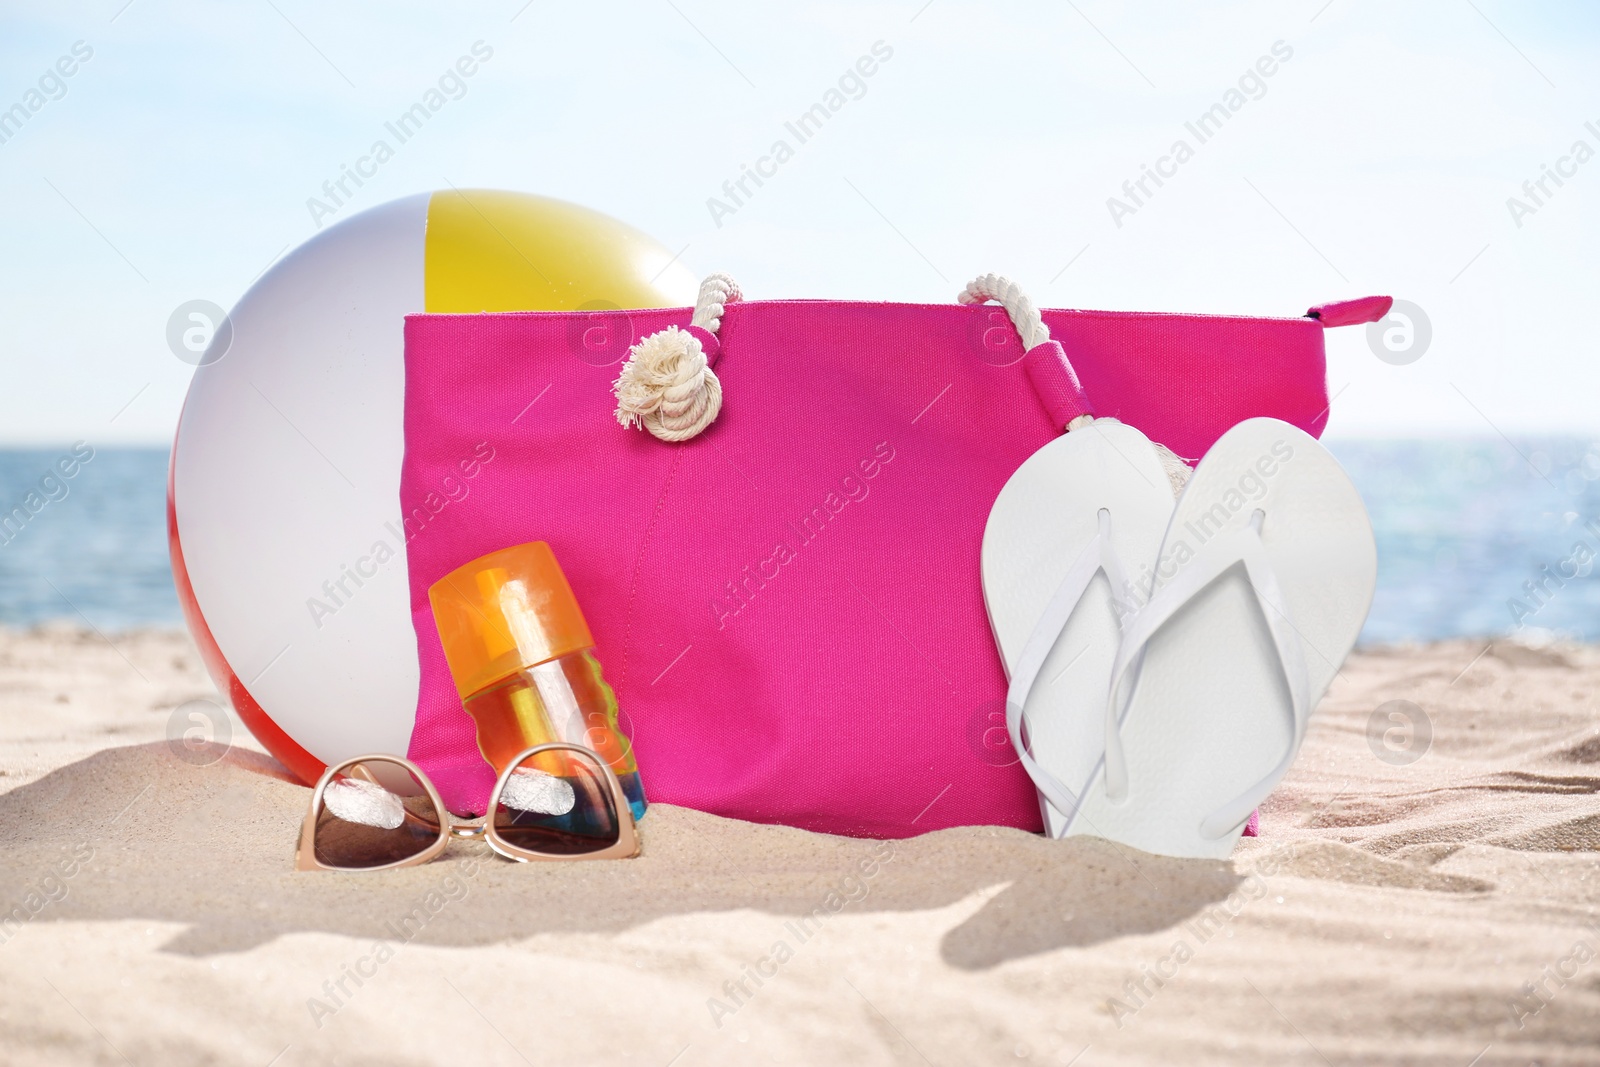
1066;418;1377;858
981;420;1175;836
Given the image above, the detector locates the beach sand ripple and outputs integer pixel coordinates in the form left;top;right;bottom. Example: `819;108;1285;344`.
1;628;1598;1065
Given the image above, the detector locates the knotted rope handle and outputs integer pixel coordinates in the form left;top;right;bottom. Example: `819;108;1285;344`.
613;270;1194;495
613;273;739;442
959;273;1193;497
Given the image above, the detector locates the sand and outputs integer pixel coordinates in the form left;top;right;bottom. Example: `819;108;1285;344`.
1;626;1598;1066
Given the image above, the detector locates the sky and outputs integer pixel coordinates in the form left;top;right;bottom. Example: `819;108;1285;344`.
1;0;1597;444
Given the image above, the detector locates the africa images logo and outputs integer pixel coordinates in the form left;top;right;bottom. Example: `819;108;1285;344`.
710;442;895;630
0;41;94;149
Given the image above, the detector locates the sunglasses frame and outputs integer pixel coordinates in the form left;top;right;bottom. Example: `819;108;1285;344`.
295;742;640;871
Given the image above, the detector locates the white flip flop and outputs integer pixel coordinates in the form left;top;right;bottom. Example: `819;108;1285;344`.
1064;417;1377;859
981;419;1176;837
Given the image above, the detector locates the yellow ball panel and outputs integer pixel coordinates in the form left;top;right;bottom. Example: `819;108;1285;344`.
424;189;697;313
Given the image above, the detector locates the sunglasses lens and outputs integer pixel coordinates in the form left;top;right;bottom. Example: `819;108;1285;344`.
494;748;622;856
313;760;444;869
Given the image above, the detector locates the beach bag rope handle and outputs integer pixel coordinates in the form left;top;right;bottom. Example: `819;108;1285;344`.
959;273;1193;496
613;271;1191;494
613;272;739;442
959;273;1095;432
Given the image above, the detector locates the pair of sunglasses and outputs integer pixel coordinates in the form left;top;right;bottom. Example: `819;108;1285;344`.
295;742;640;870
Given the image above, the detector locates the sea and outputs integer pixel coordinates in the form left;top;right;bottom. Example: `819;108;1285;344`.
0;439;1597;645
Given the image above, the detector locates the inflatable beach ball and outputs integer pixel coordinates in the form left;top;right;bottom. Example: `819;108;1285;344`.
169;190;697;786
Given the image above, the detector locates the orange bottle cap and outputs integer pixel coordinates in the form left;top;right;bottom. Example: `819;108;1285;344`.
427;541;595;699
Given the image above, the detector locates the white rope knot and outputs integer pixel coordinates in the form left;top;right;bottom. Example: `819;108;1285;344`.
613;326;722;440
1155;444;1193;496
613;273;740;442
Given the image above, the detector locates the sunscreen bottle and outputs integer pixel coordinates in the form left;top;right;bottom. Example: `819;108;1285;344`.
428;541;646;820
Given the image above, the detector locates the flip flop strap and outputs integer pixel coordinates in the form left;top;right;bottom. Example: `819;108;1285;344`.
1004;509;1134;824
1103;510;1311;839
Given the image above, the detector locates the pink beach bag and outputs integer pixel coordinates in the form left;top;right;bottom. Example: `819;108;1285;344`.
399;275;1388;837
